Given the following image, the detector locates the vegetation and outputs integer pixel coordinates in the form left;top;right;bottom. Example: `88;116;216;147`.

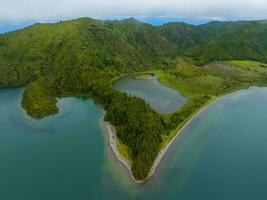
105;93;165;179
156;60;267;97
2;17;267;181
162;95;211;131
21;78;58;118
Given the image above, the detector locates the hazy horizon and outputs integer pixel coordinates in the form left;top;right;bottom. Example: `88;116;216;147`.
0;15;265;34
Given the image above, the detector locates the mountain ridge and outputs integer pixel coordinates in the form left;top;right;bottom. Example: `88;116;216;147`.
2;17;267;87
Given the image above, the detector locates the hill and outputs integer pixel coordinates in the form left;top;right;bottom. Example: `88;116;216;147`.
2;18;267;86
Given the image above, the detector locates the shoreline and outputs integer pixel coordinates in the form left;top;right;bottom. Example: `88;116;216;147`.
103;92;234;184
18;83;244;184
16;85;254;184
103;121;143;184
145;89;250;183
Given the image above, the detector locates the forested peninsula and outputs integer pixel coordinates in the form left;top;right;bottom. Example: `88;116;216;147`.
2;18;267;181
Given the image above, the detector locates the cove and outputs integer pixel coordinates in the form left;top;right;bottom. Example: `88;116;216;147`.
113;75;187;113
0;88;135;200
2;87;267;199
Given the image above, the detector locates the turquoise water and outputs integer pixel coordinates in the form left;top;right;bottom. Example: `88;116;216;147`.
2;87;267;199
113;75;187;113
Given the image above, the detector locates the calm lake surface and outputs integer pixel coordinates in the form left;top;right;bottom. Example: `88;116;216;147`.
113;75;187;113
2;87;267;199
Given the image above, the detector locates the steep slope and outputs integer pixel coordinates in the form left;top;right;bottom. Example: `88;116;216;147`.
0;18;178;87
188;21;267;64
111;18;178;61
2;18;267;87
157;22;195;49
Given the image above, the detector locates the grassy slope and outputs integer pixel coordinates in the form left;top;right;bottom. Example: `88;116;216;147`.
156;60;267;97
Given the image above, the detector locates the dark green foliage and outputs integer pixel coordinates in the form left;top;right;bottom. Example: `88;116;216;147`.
105;93;164;179
188;21;267;64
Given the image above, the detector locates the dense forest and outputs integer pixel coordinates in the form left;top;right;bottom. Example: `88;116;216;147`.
2;17;267;180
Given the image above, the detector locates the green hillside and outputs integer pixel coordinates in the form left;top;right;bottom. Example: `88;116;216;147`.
2;17;267;181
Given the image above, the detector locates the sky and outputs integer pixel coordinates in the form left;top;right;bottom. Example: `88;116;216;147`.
1;0;267;33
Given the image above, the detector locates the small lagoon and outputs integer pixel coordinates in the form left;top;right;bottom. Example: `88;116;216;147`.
113;75;187;113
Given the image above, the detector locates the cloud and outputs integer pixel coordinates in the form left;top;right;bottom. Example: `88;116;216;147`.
1;0;267;23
